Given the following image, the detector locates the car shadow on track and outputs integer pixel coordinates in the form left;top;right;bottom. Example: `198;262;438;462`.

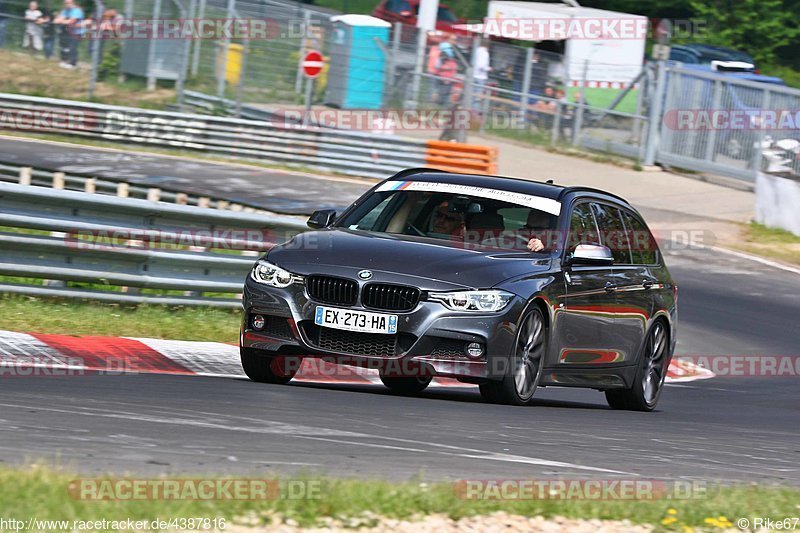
284;381;608;410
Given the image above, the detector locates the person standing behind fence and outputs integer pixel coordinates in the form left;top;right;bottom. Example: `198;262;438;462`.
54;0;83;68
38;7;55;58
23;1;44;52
436;35;458;106
473;39;490;111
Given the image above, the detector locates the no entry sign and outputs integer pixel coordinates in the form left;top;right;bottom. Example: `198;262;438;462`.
301;51;324;78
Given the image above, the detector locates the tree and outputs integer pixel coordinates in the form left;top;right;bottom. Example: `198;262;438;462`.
688;0;798;64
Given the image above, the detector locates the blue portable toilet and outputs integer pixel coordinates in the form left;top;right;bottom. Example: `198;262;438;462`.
325;15;390;110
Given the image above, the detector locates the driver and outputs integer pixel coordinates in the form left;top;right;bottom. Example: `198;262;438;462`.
430;200;466;239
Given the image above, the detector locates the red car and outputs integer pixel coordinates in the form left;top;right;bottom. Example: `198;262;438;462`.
372;0;467;34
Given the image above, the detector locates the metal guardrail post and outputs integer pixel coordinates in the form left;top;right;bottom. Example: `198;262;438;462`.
455;37;479;144
146;0;163;91
703;79;722;162
216;0;236;98
519;48;534;126
190;0;206;76
408;29;427;109
751;89;771;178
294;9;312;94
19;167;32;185
87;0;104;99
551;101;562;146
643;61;667;166
571;60;588;146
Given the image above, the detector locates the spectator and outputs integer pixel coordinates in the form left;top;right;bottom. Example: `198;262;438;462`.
435;35;459;106
530;51;550;95
472;39;490;111
37;7;56;58
23;1;44;52
54;0;84;68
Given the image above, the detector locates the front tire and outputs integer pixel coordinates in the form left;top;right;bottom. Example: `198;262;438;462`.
479;306;547;406
240;347;299;384
379;374;432;394
605;321;670;411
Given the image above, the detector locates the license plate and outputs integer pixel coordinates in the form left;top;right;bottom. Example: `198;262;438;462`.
314;306;397;334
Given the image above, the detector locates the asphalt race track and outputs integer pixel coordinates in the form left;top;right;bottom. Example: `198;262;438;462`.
0;138;798;484
0;137;370;214
1;247;798;484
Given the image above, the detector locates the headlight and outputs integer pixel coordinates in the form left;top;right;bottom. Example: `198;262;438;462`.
250;260;301;288
428;290;514;312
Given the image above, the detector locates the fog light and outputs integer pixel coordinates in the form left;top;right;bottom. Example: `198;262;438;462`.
252;314;265;330
465;342;484;359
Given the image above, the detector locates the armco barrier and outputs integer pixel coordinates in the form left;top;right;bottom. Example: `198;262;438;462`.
0;162;266;212
0;93;498;179
0;182;307;307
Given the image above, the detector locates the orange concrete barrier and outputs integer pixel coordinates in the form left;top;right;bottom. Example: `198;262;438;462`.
424;140;498;175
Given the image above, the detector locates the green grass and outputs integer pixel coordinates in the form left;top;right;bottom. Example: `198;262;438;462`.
0;295;241;343
1;465;799;529
741;221;800;265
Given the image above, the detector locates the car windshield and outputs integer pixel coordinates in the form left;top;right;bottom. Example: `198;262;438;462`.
336;182;561;252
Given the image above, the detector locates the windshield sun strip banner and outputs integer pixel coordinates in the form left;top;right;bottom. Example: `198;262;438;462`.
377;181;562;216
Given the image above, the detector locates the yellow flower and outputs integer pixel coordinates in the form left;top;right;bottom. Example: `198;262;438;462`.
661;516;678;526
682;527;694;533
667;508;678;515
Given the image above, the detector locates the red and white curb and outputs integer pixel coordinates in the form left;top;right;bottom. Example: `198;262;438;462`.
0;330;714;385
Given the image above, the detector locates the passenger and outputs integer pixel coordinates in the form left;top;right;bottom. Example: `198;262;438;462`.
523;209;557;252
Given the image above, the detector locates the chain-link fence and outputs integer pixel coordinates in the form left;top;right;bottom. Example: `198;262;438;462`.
4;0;798;181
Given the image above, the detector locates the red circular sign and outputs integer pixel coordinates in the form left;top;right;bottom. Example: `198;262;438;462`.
302;50;324;79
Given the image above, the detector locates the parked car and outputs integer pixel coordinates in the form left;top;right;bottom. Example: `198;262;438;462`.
372;0;466;34
668;44;757;72
240;169;677;411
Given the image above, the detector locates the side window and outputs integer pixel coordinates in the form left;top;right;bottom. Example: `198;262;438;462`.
387;0;410;13
622;211;659;265
566;202;600;250
591;203;632;264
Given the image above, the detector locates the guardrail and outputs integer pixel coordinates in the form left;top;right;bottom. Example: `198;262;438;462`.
0;182;307;308
0;162;268;212
0;93;498;178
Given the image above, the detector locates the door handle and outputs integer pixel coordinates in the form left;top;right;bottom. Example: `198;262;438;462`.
642;279;654;290
604;282;617;293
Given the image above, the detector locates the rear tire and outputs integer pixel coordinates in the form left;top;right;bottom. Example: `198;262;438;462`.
240;347;299;384
605;321;670;411
479;306;547;406
379;374;432;394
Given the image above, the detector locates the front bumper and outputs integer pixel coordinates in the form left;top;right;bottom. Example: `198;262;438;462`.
240;276;523;381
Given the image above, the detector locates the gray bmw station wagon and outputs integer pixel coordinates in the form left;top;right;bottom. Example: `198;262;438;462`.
240;169;677;411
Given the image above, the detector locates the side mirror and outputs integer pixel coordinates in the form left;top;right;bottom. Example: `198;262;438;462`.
568;244;614;266
307;209;336;229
